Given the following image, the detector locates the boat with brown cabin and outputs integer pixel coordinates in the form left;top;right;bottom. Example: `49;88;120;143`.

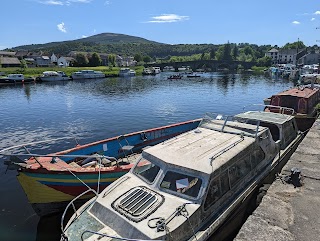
264;84;320;132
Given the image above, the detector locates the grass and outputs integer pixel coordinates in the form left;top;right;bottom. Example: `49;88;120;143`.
0;66;144;77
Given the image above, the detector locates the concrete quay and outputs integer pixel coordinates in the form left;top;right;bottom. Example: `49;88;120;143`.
235;118;320;241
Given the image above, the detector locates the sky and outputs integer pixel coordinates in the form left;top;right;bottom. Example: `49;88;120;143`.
1;0;320;50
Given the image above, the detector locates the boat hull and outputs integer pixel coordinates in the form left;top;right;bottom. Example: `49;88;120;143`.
40;76;70;82
15;119;201;216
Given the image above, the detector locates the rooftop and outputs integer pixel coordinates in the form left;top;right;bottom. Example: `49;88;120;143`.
143;122;266;174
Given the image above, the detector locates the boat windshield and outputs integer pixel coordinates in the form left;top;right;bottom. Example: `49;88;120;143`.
160;171;202;198
133;158;160;183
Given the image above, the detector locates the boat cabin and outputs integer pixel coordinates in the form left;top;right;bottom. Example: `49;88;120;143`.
267;86;320;116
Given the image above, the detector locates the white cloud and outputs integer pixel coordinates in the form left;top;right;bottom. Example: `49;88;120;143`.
311;18;316;21
66;0;92;3
57;22;67;33
292;21;300;25
147;14;189;23
104;0;110;5
39;0;92;5
314;11;320;15
82;35;88;38
39;0;64;5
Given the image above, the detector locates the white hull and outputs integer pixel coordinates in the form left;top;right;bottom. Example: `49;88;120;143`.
71;74;105;79
40;76;70;82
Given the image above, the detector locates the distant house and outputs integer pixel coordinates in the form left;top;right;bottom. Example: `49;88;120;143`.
296;52;320;66
265;48;279;65
35;56;50;67
0;51;16;57
57;56;74;67
51;53;58;64
0;56;21;67
15;51;29;59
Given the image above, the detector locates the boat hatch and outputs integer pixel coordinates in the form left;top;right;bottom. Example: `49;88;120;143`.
112;186;164;222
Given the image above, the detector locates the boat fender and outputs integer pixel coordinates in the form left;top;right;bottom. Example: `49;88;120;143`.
82;160;97;168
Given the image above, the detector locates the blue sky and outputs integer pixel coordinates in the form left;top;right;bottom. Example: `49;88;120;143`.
1;0;320;50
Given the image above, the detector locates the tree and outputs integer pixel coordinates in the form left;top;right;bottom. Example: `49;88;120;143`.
89;52;102;67
222;42;232;61
134;53;142;62
200;52;205;60
75;53;89;67
143;55;151;63
210;48;216;60
256;56;272;67
232;44;239;60
282;41;306;49
108;54;116;67
20;59;28;70
243;46;254;56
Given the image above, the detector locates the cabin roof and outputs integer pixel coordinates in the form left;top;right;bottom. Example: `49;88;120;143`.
274;87;319;99
235;111;295;125
143;124;266;175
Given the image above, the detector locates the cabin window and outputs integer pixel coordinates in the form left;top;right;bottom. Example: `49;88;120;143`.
229;158;251;187
251;147;265;167
160;171;202;198
260;122;280;141
204;177;220;210
204;170;230;211
133;158;160;183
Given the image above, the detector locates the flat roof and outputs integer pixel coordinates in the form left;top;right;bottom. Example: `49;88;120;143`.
235;111;294;125
274;87;319;99
143;124;265;174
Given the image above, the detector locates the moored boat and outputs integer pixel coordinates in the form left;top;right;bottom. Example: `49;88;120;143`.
0;74;34;85
60;111;303;241
39;71;70;82
264;85;320;132
119;68;136;77
71;70;105;80
1;119;200;217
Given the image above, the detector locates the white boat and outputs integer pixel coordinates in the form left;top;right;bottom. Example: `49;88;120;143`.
71;70;105;80
0;74;33;85
142;68;154;76
61;111;303;241
152;67;161;74
39;71;70;82
119;68;136;77
163;66;175;72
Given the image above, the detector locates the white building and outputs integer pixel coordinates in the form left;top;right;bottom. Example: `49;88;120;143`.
51;53;58;64
57;56;73;67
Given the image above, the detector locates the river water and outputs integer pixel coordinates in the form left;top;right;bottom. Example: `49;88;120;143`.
0;72;293;241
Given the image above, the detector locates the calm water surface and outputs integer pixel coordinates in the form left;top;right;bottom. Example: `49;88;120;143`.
0;72;293;241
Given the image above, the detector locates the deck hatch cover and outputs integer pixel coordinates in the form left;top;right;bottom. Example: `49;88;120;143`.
112;186;164;222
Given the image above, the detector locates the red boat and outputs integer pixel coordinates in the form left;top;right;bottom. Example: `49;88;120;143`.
264;85;320;132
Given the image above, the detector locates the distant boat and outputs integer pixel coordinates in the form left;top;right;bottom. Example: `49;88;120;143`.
163;66;175;72
151;67;161;74
168;74;182;80
71;70;105;80
0;74;34;85
119;68;136;77
142;68;154;76
187;73;201;78
39;71;70;82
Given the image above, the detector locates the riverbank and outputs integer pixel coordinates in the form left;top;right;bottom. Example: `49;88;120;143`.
235;117;320;241
0;66;145;78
